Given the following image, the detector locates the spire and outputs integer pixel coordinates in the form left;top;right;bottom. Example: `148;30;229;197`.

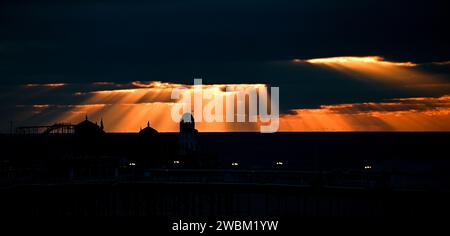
100;118;104;130
147;121;150;128
85;114;88;121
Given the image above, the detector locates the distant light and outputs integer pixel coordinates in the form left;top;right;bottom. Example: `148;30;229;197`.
173;160;180;164
292;59;303;63
306;56;416;67
129;162;136;166
364;165;372;170
276;161;284;166
231;162;239;166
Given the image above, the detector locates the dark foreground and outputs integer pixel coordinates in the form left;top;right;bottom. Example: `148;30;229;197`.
0;132;449;231
2;182;449;217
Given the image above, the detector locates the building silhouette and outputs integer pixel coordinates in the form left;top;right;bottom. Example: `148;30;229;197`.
2;116;450;219
178;113;198;154
179;113;197;133
139;121;158;136
74;116;105;136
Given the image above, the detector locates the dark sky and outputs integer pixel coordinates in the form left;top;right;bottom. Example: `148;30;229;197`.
1;0;449;82
1;0;450;130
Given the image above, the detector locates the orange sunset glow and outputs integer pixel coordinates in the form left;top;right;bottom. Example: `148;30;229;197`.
279;95;450;131
50;82;268;132
14;57;450;133
305;56;417;67
24;83;66;88
23;80;446;132
300;56;443;88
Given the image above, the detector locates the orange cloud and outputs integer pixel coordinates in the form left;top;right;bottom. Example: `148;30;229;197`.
279;95;450;131
297;56;444;88
25;83;66;88
53;82;269;132
10;46;450;134
19;78;450;132
55;81;450;132
305;56;417;67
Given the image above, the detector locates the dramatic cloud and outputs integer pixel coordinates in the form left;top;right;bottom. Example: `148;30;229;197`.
300;56;445;87
305;56;417;67
280;95;450;131
5;81;269;132
1;78;449;132
1;1;449;133
1;55;449;133
24;83;66;88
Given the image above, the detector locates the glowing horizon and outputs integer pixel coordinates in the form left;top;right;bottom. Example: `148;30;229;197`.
26;94;450;132
20;80;450;132
50;81;272;132
9;55;450;133
304;56;417;67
